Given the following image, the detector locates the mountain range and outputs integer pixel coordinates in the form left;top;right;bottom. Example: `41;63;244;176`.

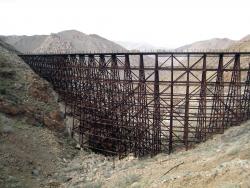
177;38;235;51
1;30;250;53
0;30;126;53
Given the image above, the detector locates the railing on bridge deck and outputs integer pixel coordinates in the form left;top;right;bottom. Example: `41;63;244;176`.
19;52;250;158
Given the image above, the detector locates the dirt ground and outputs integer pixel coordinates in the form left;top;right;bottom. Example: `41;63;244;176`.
0;113;78;188
40;120;249;188
1;117;250;188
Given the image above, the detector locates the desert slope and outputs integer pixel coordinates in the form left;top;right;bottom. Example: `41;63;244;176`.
228;34;250;51
44;120;250;188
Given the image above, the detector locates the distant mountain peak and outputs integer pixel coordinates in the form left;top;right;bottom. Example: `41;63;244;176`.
0;30;127;53
57;29;85;35
177;38;235;51
240;34;250;41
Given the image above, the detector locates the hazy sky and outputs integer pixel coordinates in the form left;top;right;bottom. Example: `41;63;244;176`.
1;0;250;48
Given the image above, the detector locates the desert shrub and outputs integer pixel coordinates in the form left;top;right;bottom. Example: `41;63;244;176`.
82;181;102;188
226;147;241;156
0;54;7;64
111;173;141;188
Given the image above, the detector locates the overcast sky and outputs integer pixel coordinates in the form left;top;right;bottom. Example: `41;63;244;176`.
1;0;250;48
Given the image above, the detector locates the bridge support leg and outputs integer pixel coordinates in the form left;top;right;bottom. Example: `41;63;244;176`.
136;54;149;157
184;54;190;150
169;54;174;153
242;64;250;121
123;54;136;156
209;54;224;134
196;54;207;142
224;54;241;128
153;54;161;155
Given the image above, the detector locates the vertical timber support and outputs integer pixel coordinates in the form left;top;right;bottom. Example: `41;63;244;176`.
110;54;121;155
76;55;85;140
242;64;250;121
136;54;149;157
99;54;110;129
184;54;190;150
169;53;174;153
209;54;224;134
224;54;241;127
196;54;207;142
153;54;161;155
123;54;135;155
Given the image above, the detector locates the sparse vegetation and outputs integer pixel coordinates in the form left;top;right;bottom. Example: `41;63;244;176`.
111;173;141;188
82;181;103;188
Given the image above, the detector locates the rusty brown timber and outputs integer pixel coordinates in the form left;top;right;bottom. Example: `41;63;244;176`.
19;52;250;158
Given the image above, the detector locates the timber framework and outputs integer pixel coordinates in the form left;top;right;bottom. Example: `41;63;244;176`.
19;52;250;158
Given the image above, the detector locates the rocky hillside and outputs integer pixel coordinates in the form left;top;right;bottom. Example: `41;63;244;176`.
0;30;127;53
228;35;250;51
0;40;18;53
177;38;235;51
0;40;66;130
0;39;79;187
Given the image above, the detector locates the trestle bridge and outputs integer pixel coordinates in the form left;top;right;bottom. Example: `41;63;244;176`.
19;52;250;158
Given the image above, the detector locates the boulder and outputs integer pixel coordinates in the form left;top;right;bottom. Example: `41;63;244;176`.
28;87;49;103
1;125;14;134
75;144;81;150
0;70;16;79
31;169;40;176
49;110;64;122
43;116;64;131
0;100;24;116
